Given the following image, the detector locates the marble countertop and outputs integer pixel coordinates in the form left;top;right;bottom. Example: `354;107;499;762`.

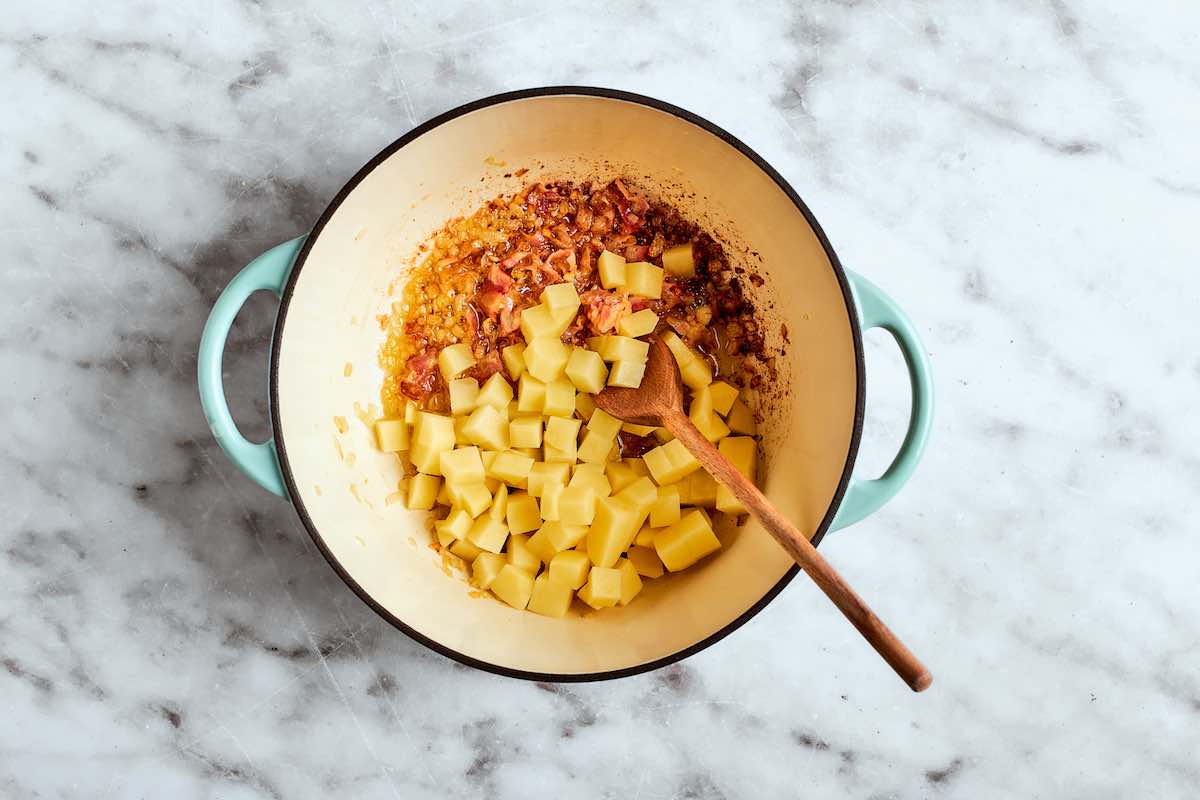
4;1;1198;797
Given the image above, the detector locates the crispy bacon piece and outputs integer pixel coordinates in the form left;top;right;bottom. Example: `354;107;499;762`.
400;349;439;400
464;351;502;383
624;244;649;262
499;305;522;335
580;288;631;334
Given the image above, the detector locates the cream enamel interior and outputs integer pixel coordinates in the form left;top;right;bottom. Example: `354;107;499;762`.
274;94;859;676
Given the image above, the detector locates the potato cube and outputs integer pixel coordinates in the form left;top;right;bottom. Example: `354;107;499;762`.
627;545;665;578
708;381;738;416
527;462;570;497
684;470;718;508
517;374;546;413
558;486;596;526
624;261;664;299
539;483;562;521
411;412;455;474
448;377;479;415
604;460;639;493
501;343;526;380
374;418;409;452
528;574;573;617
467;515;508;553
626;458;650;477
577;566;622;609
615;477;658;516
440;446;485;486
587;408;622;440
608;360;646;388
679;357;712;390
403;399;418;425
435;508;472;545
525;529;559;565
570;463;611;497
519;303;557;342
655;510;721;571
633;524;659;548
589;335;649;364
543;440;577;464
505;492;541;534
461;404;508;451
540;416;577;450
575;392;596;421
650;485;682;528
488;450;534;488
661;243;695;277
489;483;508;520
438;343;475;381
689;387;730;443
586;497;641;568
549;550;591;589
449;538;482;562
407;473;440;510
542;281;580;310
436;480;454;507
664;438;701;477
453;416;473;446
524;337;570;382
475;373;513;410
507;416;540;450
642;445;676;486
471;552;506;589
565;347;607;393
490;564;534;609
715;437;756;514
653;426;675;443
452;483;492;518
515;447;542;460
616;308;658;338
506;533;541;575
539;378;574;418
616;557;643;605
726;399;757;434
621;421;657;437
540;520;589;551
598;250;626;289
576;429;613;465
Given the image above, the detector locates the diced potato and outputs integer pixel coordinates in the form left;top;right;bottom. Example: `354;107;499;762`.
577;566;622;609
681;359;713;392
569;463;612;497
574;392;596;421
543;440;577;464
542;281;580;310
438;343;475;381
558;486;596;526
624;261;664;299
587;408;622;440
471;552;506;589
625;458;650;477
453;483;492;518
548;550;591;589
519;303;557;342
689;386;730;443
725;399;757;434
448;377;479;415
476;373;513;409
407;473;440;510
524;337;570;383
403;399;418;425
436;480;454;507
501;342;526;380
527;574;573;617
488;450;534;488
411;412;455;474
616;308;659;338
627;545;665;578
589;335;649;364
517;374;546;413
506;492;541;534
586;497;640;568
543;378;576;417
655;510;721;571
653;427;675;443
461;404;509;451
435;508;472;545
527;462;570;497
708;381;738;416
449;538;482;562
525;529;559;565
565;347;607;393
644;438;703;485
453;416;473;446
540;520;589;551
577;429;613;465
621;421;657;437
490;564;534;609
515;447;542;460
467;515;508;553
661;243;695;277
604;460;639;493
506;533;541;575
544;416;581;452
715;436;756;514
539;483;562;521
615;477;658;516
684;470;718;508
616;557;643;605
608;360;646;388
374;418;409;452
440;446;485;486
650;485;682;528
489;483;508;520
633;524;659;548
508;416;542;449
598;250;626;289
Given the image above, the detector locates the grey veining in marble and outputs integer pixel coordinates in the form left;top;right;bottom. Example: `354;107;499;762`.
3;1;1198;797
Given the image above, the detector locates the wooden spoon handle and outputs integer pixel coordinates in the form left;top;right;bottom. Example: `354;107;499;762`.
661;410;932;692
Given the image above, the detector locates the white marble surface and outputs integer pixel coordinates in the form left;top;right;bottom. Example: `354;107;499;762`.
3;1;1198;797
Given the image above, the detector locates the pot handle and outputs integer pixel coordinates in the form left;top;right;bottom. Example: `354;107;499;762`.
197;237;305;498
830;271;933;531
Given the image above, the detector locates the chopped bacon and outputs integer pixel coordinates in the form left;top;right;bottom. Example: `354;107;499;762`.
477;290;512;318
499;305;522;335
629;296;651;313
464;351;502;383
660;278;688;311
580;288;631;334
501;250;530;270
548;223;574;249
485;263;513;293
530;185;562;215
667;314;708;345
624;244;649;262
400;349;439;400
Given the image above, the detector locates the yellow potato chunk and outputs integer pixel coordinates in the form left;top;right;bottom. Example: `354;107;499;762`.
506;533;541;575
461;404;508;451
604;460;639;493
539;483;562;521
508;416;542;449
689;387;731;443
407;473;440;510
650;485;682;528
435;508;472;546
452;483;492;518
576;429;613;465
438;343;475;381
448;377;479;415
615;476;658;516
403;399;418;425
627;545;665;578
624;261;664;299
525;529;559;565
489;483;508;520
373;418;409;452
467;514;508;553
490;564;534;609
680;358;712;391
653;426;675;443
569;463;611;497
682;469;718;508
633;524;659;548
436;480;454;507
517;374;546;413
488;450;534;488
608;360;646;388
540;520;589;551
519;303;557;342
548;550;591;589
661;243;695;277
527;462;570;497
616;308;658;338
505;492;541;534
544;416;581;452
524;337;570;382
588;335;649;364
586;497;640;568
715;436;756;514
471;552;506;589
453;416;473;446
643;439;702;485
449;538;482;562
541;281;580;310
411;412;455;474
598;250;626;289
616;557;643;605
501;342;526;380
558;486;596;526
577;566;622;609
655;510;721;571
528;574;573;617
708;381;738;416
476;372;513;410
587;408;622;440
543;440;577;464
621;421;657;437
725;399;757;434
565;347;607;393
542;378;576;417
575;392;596;421
625;457;650;477
440;446;485;486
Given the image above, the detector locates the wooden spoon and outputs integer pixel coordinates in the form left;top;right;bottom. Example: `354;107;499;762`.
595;337;932;692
